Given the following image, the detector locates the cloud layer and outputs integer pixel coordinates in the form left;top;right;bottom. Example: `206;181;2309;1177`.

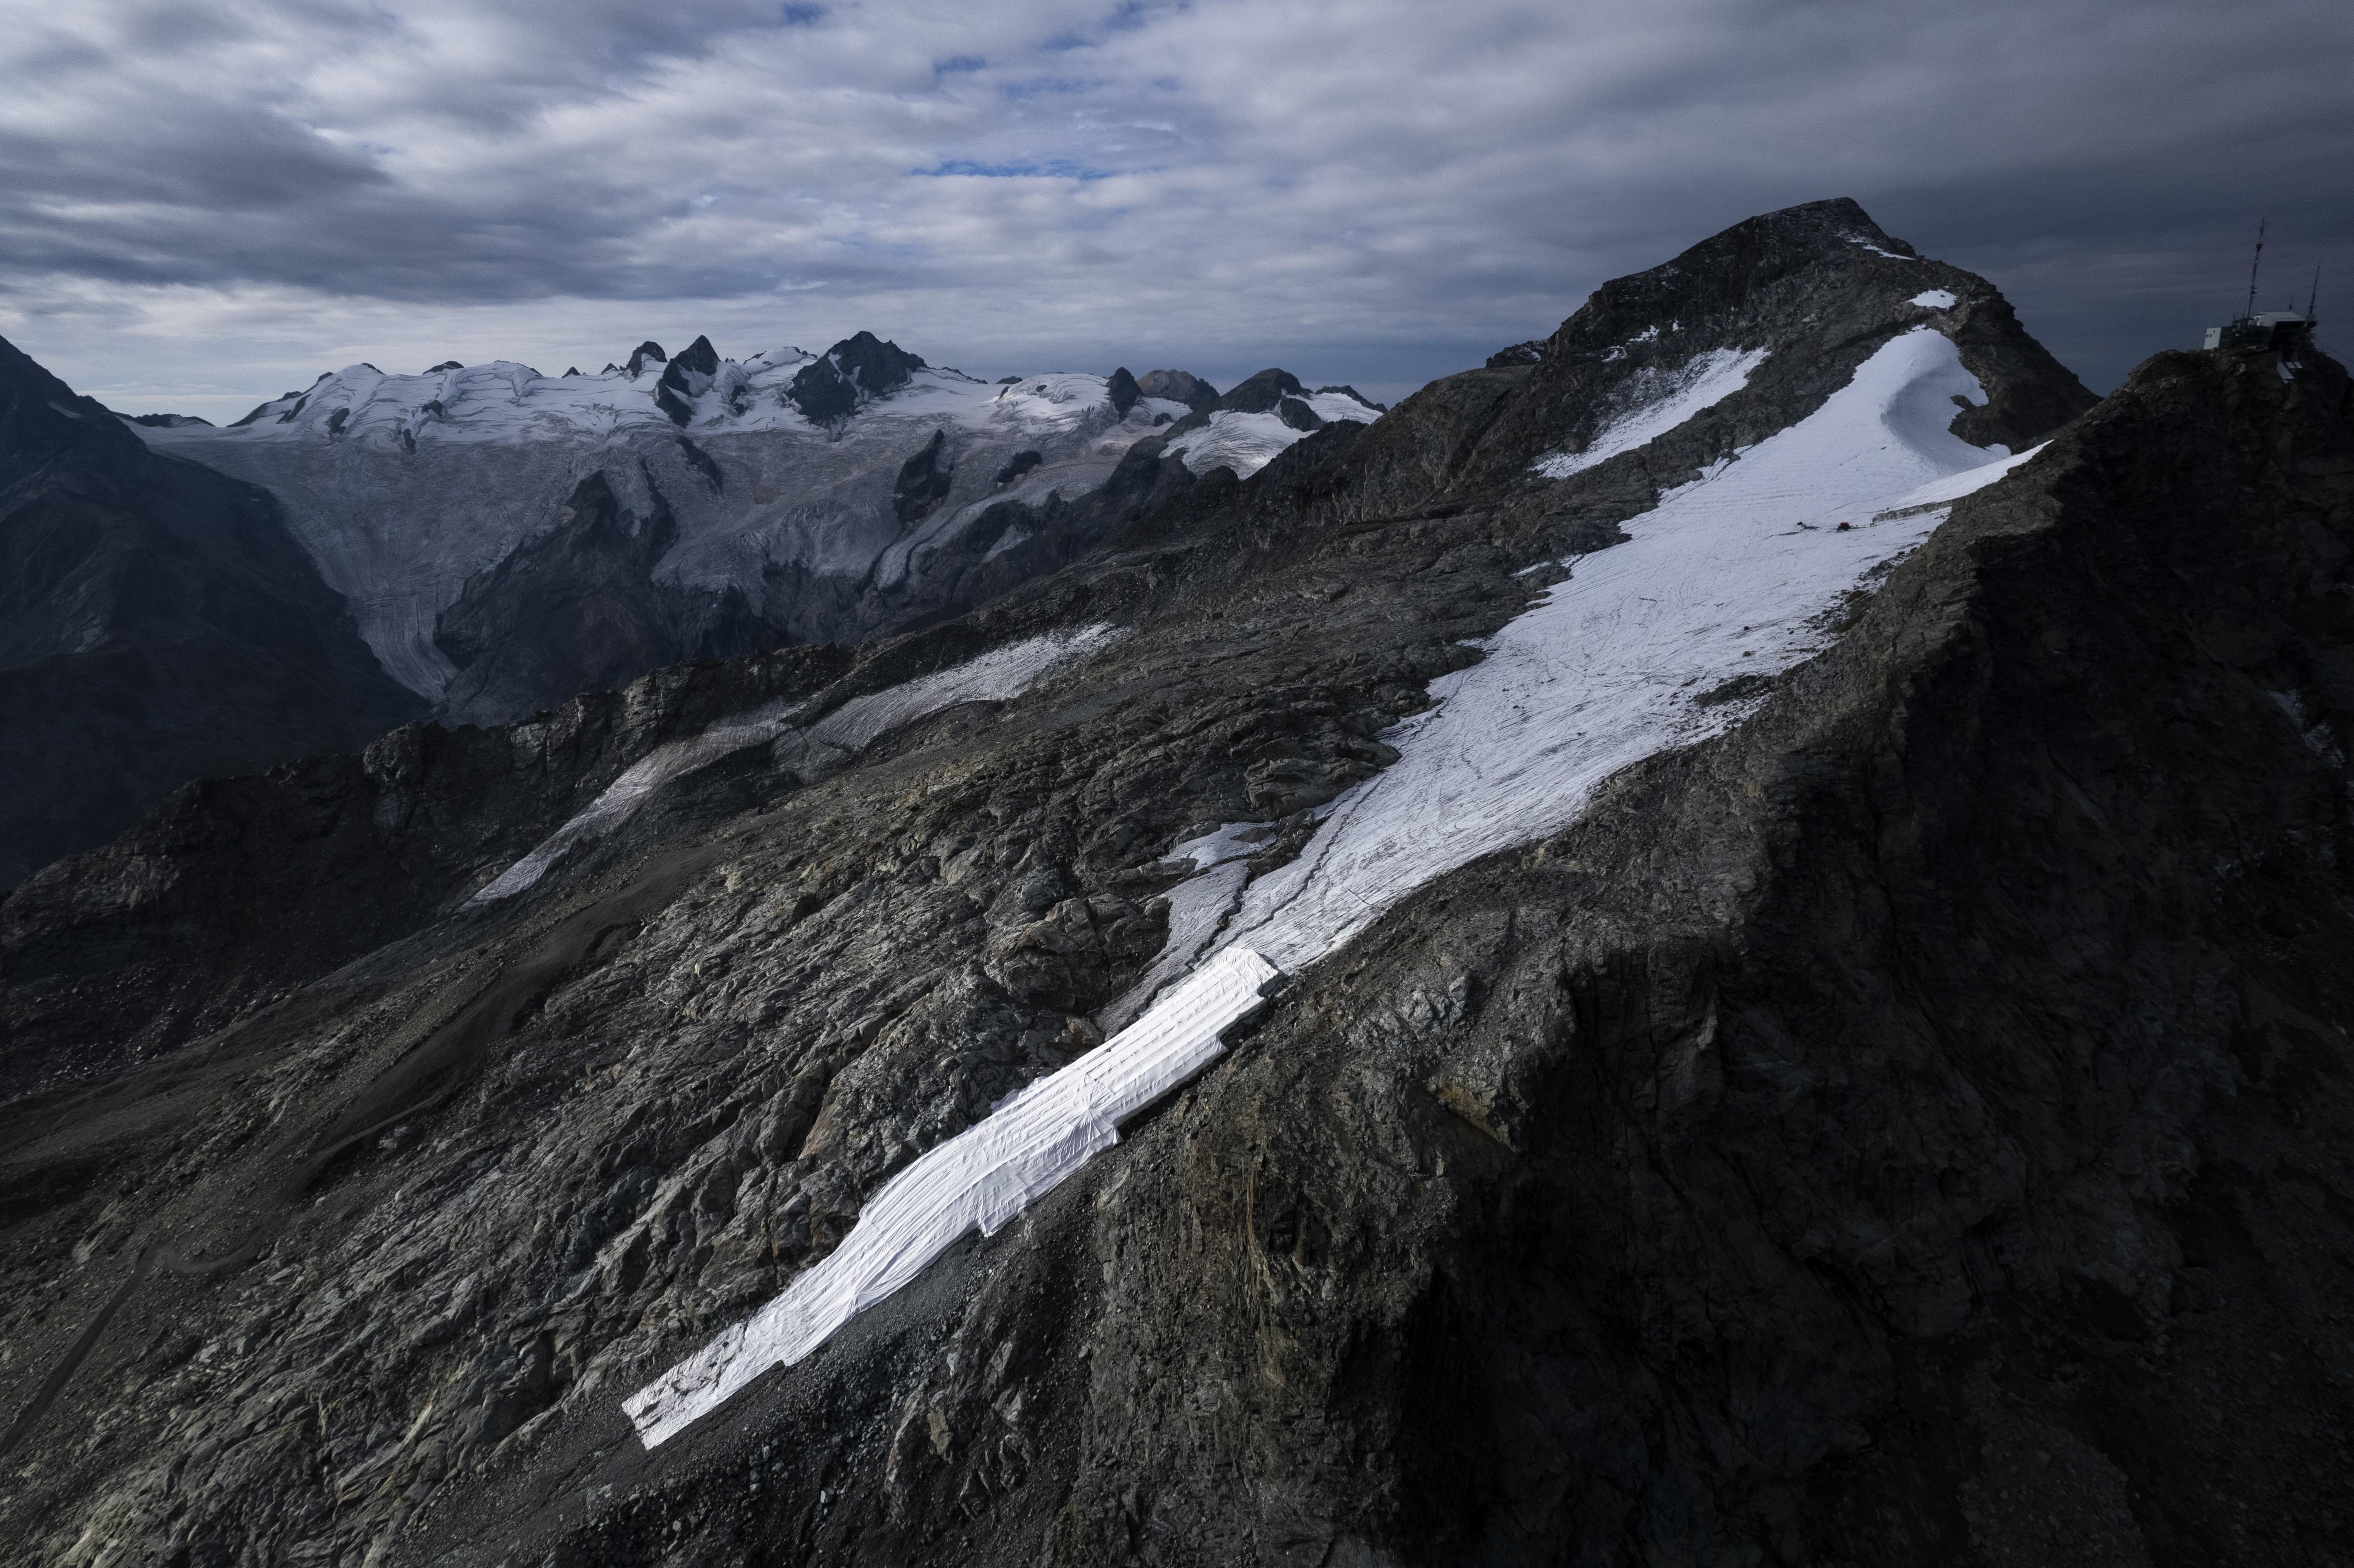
4;0;2349;417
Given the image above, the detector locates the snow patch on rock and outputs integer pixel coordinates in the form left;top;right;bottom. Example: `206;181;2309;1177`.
1531;348;1768;479
471;625;1121;905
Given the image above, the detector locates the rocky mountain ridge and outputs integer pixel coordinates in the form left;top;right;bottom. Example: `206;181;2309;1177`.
4;197;2350;1567
0;336;423;889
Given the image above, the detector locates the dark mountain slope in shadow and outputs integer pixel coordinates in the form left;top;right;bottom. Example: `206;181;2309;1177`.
0;337;422;888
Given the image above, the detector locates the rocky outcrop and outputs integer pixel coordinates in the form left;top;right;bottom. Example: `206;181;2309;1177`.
1105;367;1141;419
0;336;420;889
789;332;928;425
1135;368;1220;414
891;430;954;525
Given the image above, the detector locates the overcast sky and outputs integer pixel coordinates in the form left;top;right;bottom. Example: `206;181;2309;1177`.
3;0;2348;420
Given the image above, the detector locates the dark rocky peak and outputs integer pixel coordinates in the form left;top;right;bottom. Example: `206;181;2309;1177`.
1284;197;2096;532
1538;196;1928;367
786;330;927;425
1215;367;1309;414
1486;339;1544;367
624;340;668;377
994;449;1043;486
564;367;580;377
996;375;1023;384
1136;367;1219;413
1106;366;1141;418
1317;383;1387;412
427;360;463;372
119;412;212;428
655;338;723;426
673;335;721;377
891;428;954;524
0;332;147;491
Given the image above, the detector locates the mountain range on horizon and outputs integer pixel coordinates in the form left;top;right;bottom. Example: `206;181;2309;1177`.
4;195;2353;1567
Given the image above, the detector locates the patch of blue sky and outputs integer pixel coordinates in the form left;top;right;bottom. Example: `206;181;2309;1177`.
915;159;1116;180
1000;76;1092;100
778;2;822;24
934;54;985;74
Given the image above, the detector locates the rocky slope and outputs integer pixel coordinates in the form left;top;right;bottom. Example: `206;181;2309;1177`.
5;198;2350;1568
0;338;423;890
136;336;1375;726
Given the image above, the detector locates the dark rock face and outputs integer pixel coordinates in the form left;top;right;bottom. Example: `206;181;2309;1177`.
673;335;721;378
1135;368;1220;413
625;342;667;377
1104;367;1141;418
433;471;769;727
1485;339;1544;367
1315;383;1387;411
0;335;420;889
1215;366;1310;414
788;332;928;425
427;361;465;373
119;412;212;429
993;450;1043;486
891;429;955;525
655;339;723;426
1276;395;1323;432
6;204;2346;1568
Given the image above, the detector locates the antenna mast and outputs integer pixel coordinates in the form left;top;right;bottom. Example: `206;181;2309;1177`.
2309;261;2323;324
2245;218;2267;320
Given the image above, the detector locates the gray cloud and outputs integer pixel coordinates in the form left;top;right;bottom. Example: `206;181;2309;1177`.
2;0;2347;418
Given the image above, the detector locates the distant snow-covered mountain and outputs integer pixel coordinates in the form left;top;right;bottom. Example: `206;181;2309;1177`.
136;333;1380;723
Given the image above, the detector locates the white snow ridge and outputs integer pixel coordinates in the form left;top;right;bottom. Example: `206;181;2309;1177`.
625;326;2021;1445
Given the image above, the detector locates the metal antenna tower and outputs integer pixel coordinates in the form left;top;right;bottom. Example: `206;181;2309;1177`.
2245;218;2267;320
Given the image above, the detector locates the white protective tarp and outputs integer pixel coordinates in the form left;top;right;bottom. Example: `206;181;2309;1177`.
624;943;1283;1447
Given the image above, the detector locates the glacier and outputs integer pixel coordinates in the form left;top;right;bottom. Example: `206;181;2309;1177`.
620;325;2042;1446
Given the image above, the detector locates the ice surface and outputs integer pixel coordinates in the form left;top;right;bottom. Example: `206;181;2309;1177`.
803;623;1125;750
1216;327;2007;973
1910;289;1958;310
1097;821;1267;1032
470;626;1120;904
623;944;1283;1448
468;697;806;905
1531;348;1767;479
1871;442;2046;518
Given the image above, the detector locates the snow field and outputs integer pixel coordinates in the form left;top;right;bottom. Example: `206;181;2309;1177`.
470;625;1121;905
1166;389;1384;478
1530;347;1768;479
